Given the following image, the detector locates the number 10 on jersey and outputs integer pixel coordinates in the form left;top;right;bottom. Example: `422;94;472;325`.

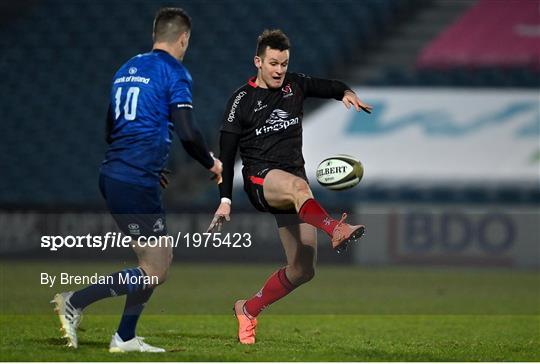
114;86;140;120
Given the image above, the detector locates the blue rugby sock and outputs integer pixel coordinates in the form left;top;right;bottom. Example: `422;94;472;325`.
70;267;148;310
116;288;155;341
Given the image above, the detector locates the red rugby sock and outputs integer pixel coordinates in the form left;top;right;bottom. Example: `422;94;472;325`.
298;198;338;236
244;268;296;317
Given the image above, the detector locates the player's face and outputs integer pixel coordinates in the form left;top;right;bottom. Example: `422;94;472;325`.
255;47;289;89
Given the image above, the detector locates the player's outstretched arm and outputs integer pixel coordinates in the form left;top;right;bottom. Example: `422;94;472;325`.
207;131;240;232
342;90;372;114
290;73;372;113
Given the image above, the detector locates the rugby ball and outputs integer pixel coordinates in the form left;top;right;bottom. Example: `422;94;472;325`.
316;155;363;190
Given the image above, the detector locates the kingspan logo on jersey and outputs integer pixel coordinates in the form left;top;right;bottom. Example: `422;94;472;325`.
255;109;299;135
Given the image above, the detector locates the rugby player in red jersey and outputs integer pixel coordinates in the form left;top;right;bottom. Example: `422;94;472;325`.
208;29;372;344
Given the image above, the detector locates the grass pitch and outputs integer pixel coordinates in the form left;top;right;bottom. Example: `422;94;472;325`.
1;261;539;361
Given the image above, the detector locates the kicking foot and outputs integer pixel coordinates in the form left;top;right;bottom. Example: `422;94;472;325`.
331;213;365;253
233;300;257;344
51;291;82;348
109;333;165;353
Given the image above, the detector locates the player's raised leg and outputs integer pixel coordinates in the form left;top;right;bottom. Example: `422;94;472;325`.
263;169;365;252
235;223;316;344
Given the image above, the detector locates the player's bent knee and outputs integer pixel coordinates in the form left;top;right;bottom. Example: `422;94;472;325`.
291;178;311;199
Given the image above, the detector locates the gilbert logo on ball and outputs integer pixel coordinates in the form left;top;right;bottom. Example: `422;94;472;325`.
316;155;363;190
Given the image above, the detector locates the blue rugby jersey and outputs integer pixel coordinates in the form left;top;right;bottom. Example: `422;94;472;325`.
101;49;192;186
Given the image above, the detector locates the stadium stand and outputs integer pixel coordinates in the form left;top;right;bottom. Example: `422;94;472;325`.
365;0;540;87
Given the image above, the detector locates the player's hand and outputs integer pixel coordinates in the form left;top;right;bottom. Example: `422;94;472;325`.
207;202;231;232
209;154;223;184
159;168;171;189
342;90;372;113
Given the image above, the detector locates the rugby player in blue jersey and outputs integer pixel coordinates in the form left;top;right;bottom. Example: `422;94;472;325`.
51;8;222;352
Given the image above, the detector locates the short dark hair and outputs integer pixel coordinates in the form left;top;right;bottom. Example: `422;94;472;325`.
256;29;290;57
153;7;191;43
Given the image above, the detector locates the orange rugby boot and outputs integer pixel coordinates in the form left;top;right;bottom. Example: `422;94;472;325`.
233;300;257;344
331;213;365;253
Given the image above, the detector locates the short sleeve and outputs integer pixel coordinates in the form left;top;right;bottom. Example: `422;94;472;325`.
220;89;248;135
169;67;193;105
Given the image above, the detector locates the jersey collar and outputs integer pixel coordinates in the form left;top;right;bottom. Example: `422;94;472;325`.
248;77;258;88
152;49;181;63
